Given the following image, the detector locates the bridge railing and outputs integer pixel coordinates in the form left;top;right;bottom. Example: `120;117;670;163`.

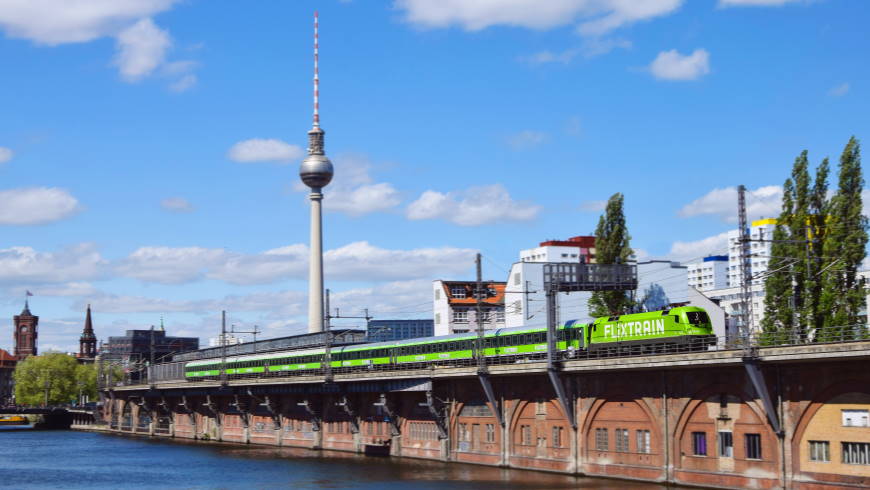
106;324;869;387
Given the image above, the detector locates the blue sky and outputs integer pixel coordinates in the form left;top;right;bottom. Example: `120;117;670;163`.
1;0;867;352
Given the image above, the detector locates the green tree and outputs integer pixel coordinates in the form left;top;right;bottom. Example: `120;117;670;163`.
818;137;868;340
13;353;94;406
760;175;795;344
802;158;830;337
588;192;633;317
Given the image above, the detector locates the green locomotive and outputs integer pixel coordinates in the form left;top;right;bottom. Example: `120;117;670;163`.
184;306;714;380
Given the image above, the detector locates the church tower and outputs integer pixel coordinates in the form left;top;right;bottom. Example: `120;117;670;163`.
78;304;97;360
13;299;38;359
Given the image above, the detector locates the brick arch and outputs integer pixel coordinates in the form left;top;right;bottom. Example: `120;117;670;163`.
507;398;569;434
789;377;870;475
579;393;662;458
671;383;768;442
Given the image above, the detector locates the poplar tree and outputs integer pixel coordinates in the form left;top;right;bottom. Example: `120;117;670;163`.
588;192;634;317
802;158;830;336
760;177;794;344
818;137;867;340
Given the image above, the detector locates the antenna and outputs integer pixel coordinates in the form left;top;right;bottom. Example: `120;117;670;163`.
313;11;320;128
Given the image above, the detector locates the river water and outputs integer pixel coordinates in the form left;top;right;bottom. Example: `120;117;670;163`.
0;430;669;489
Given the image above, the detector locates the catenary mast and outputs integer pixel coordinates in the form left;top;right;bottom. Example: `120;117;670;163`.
299;11;333;333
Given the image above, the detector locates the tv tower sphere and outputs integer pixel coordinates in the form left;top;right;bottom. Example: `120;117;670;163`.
299;131;333;189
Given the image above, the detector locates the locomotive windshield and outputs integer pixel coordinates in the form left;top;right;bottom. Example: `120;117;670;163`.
686;311;710;325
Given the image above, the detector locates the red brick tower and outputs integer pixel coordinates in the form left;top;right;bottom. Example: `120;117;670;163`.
78;304;97;360
13;299;38;359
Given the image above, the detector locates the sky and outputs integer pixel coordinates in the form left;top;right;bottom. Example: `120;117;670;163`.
1;0;868;352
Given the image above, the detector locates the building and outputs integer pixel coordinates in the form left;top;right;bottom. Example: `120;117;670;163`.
727;218;776;288
0;349;16;405
433;281;506;336
367;319;434;342
104;328;199;365
13;299;38;359
687;255;730;291
208;333;244;347
520;236;595;263
78;305;97;362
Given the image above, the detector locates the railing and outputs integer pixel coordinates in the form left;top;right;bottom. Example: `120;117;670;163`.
109;325;870;387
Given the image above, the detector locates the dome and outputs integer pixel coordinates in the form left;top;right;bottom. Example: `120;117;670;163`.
299;153;334;189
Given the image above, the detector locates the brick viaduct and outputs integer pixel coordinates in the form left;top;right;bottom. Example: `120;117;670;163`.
100;342;870;489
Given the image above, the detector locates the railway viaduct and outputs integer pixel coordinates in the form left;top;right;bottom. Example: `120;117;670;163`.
101;340;870;489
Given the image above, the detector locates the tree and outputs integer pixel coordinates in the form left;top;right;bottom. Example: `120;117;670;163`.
588;192;633;317
818;137;868;340
13;353;95;406
760;175;796;344
802;158;830;336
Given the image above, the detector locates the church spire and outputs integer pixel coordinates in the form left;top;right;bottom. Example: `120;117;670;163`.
79;304;97;360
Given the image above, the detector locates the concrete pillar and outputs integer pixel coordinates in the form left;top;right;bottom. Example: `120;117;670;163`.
307;189;324;333
148;409;156;436
275;413;283;447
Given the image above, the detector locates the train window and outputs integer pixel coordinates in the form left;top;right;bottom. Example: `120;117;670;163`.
686;311;710;324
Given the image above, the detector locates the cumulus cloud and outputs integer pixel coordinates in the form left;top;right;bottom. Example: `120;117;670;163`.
116;242;476;285
0;147;12;164
407;184;541;226
580;200;607;212
395;0;682;36
507;130;547;150
321;155;401;216
0;244;107;285
227;138;304;163
678;185;782;223
0;187;81;225
669;231;730;262
113;18;170;81
829;82;850;97
160;196;193;213
649;48;710;81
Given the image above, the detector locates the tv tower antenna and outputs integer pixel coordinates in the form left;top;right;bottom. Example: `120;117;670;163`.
299;11;334;334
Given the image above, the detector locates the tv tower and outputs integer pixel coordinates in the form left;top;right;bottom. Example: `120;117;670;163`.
299;11;333;333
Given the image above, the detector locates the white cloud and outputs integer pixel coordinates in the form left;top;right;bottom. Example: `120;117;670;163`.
829;82;850;97
0;187;81;225
520;48;580;65
395;0;683;36
580;200;607;212
114;18;170;82
718;0;801;6
407;184;541;226
116;242;476;285
678;185;782;223
0;147;12;164
507;130;547;150
649;48;710;81
669;231;730;262
17;282;98;298
0;0;178;45
0;244;107;285
321;155;401;216
227;138;304;163
169;73;197;92
160;197;193;213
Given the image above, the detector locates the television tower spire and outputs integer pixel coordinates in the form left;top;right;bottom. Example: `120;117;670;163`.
299;11;333;334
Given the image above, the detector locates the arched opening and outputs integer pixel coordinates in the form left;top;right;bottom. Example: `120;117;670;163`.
582;396;660;468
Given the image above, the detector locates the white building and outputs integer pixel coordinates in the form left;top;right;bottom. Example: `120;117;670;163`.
728;218;776;288
432;280;506;336
687;255;730;291
208;333;244;347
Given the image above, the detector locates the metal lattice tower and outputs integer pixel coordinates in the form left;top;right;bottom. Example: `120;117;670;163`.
737;185;753;346
300;11;334;333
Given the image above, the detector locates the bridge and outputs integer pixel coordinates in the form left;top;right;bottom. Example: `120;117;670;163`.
99;337;870;489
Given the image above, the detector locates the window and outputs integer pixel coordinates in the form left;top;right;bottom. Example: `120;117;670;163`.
513;272;521;285
809;441;830;462
615;428;629;452
513;300;522;316
435;313;441;324
842;442;870;465
636;430;651;454
535;400;546;415
553;426;563;448
718;431;733;458
595;428;608;451
453;309;468;323
842;409;870;427
435;289;440;300
521;425;532;446
485;424;495;443
692;432;707;456
451;286;466;299
459;423;469;442
745;433;762;460
496;310;505;322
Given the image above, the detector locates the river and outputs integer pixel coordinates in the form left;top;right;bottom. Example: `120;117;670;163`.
0;430;669;489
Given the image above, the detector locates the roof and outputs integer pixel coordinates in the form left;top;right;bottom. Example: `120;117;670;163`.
437;281;506;305
0;349;17;366
538;235;595;248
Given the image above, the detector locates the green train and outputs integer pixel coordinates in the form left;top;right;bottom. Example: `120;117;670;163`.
184;306;714;380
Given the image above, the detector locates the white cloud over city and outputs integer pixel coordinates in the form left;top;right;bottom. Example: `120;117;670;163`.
678;185;782;223
227;138;305;164
321;155;402;216
0;187;82;225
406;184;541;226
649;48;710;81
